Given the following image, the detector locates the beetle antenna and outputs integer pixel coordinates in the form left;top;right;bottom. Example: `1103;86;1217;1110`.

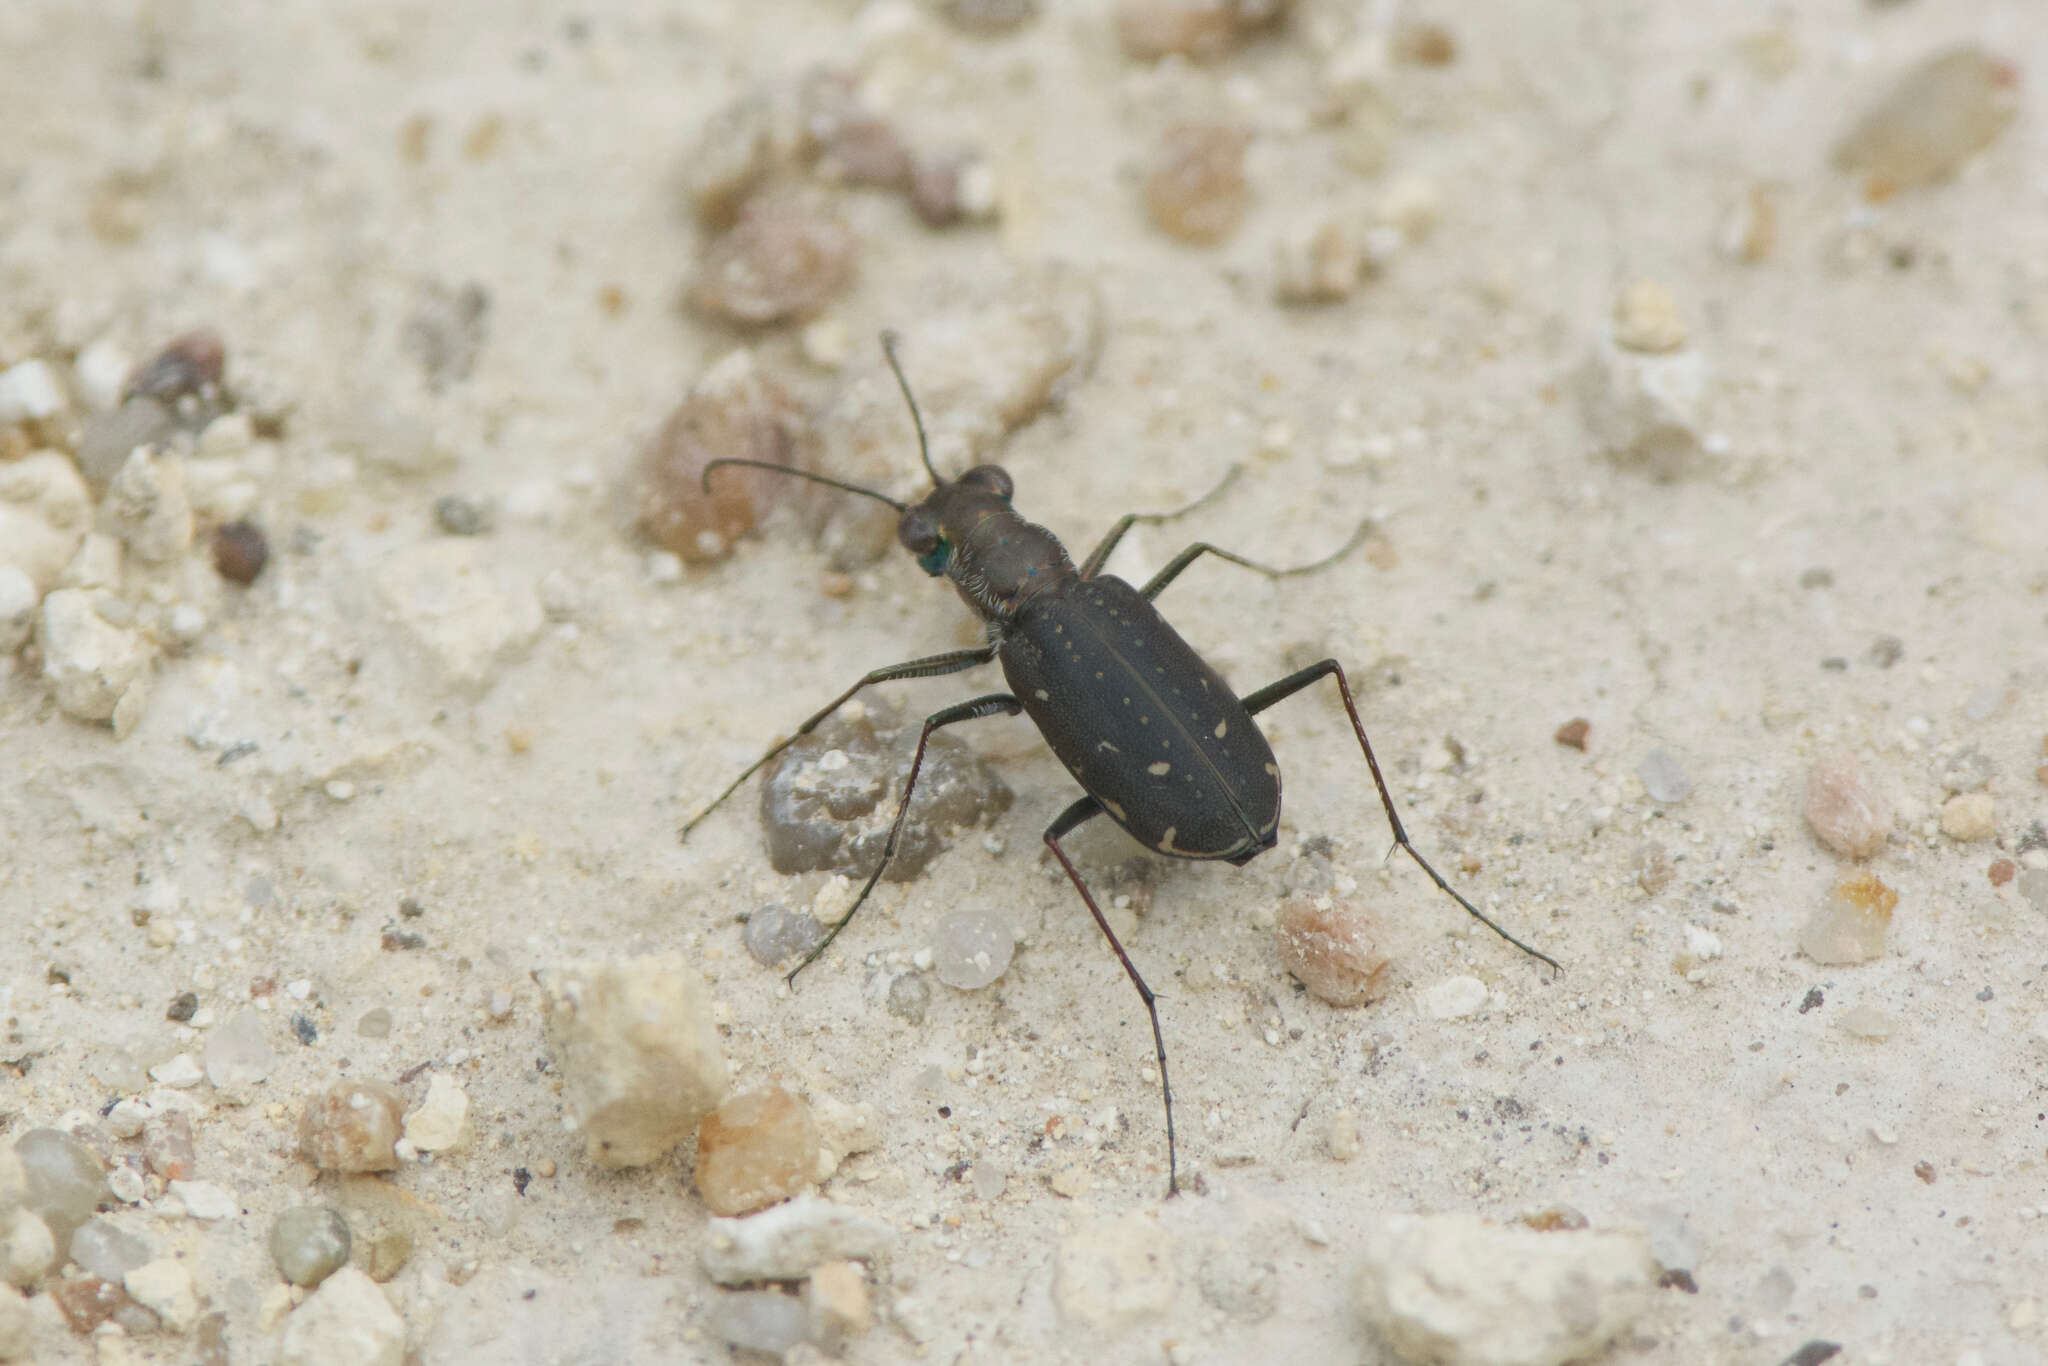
701;458;907;513
879;330;942;485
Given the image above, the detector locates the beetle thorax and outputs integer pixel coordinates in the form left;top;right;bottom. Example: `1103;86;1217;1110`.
950;506;1073;621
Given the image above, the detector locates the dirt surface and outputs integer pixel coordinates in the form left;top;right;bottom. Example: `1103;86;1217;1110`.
3;2;2045;1362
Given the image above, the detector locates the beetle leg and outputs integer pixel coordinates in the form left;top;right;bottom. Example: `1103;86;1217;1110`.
681;645;1000;840
1136;520;1372;601
786;693;1024;984
1044;796;1181;1197
1076;465;1243;580
1240;659;1561;973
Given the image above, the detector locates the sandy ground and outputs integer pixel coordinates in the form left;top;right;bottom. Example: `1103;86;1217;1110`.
3;1;2047;1362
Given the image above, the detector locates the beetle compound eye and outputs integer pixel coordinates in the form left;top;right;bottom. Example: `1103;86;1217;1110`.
898;509;939;557
917;538;952;575
962;465;1014;501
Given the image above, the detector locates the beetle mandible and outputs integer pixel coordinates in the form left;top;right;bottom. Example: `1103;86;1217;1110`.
684;332;1558;1194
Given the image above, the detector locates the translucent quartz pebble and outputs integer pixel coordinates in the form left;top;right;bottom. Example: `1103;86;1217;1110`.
931;909;1014;990
271;1206;352;1288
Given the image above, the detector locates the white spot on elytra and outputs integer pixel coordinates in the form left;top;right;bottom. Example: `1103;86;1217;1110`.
1264;762;1279;775
1034;689;1049;700
1148;762;1171;776
1213;719;1227;738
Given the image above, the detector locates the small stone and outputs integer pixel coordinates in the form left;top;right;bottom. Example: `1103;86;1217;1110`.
0;358;66;423
1274;216;1366;305
695;1086;821;1216
125;331;225;404
75;396;175;488
1143;123;1249;245
167;1181;237;1221
692;190;855;326
1277;899;1390;1005
403;1075;470;1152
1553;718;1590;751
278;1268;405;1366
1839;1005;1895;1040
150;1053;204;1088
910;149;997;228
204;1009;278;1092
1989;858;2016;887
1391;20;1457;66
1325;1109;1360;1163
105;1100;151;1140
743;905;826;969
48;1276;135;1334
106;1166;145;1206
970;1162;1007;1201
1053;1212;1176;1331
1612;280;1688;354
1521;1207;1589;1233
38;588;154;730
701;1195;895;1285
1939;792;1996;842
1576;340;1713;482
931;909;1015;990
355;1007;392;1039
141;1113;194;1180
806;1260;872;1347
710;1289;809;1355
432;493;493;536
1800;872;1897;965
69;1218;155;1282
1422;976;1488;1020
270;1207;352;1288
2;1210;56;1288
211;521;269;584
633;349;805;564
124;1258;198;1333
298;1081;406;1173
100;446;193;563
1803;753;1891;859
1354;1214;1657;1366
15;1128;109;1257
542;955;727;1169
1637;749;1692;803
885;973;930;1024
1833;46;2021;197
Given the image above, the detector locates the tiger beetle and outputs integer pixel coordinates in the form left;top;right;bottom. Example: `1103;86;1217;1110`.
684;332;1558;1195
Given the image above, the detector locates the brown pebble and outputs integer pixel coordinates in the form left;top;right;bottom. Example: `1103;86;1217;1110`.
1632;842;1674;896
692;190;856;326
143;1111;196;1180
1391;21;1457;66
1554;718;1591;751
1799;872;1896;965
634;352;805;563
1520;1206;1589;1232
1143;123;1249;245
1275;899;1390;1006
1913;1160;1936;1184
126;330;226;403
694;1085;821;1216
212;521;270;585
1833;46;2021;199
814;116;912;191
1803;752;1892;860
910;148;990;228
299;1080;406;1173
1988;859;2016;887
817;571;855;599
49;1277;135;1335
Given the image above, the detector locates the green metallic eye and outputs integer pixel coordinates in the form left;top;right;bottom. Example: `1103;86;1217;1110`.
917;539;951;575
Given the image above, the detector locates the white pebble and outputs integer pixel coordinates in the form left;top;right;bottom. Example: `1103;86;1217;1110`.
150;1053;205;1088
1421;976;1488;1020
0;358;66;422
168;1180;239;1220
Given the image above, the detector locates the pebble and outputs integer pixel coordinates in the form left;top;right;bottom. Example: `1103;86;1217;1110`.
810;1092;881;1174
682;91;774;228
69;1218;155;1282
105;1100;151;1140
1833;46;2020;197
15;1128;109;1258
701;1195;895;1285
270;1207;353;1288
2;1210;56;1288
692;189;855;326
0;566;36;653
48;1276;141;1334
211;521;269;584
1422;976;1488;1020
0;450;93;593
356;1007;393;1039
1053;1212;1176;1331
1143;123;1250;245
710;1288;810;1355
544;959;727;1173
278;1268;405;1366
1277;899;1391;1005
432;493;493;536
695;1086;821;1216
1803;753;1891;859
141;1113;194;1180
126;330;225;405
806;1260;872;1347
1354;1214;1657;1366
885;972;931;1024
167;1181;237;1221
37;588;155;733
403;1075;470;1152
761;701;1011;881
371;539;543;694
298;1081;406;1173
0;358;66;423
101;446;194;563
75;396;175;488
402;281;490;390
1325;1109;1360;1163
1939;792;1996;842
743;905;827;969
1612;280;1688;354
1273;216;1367;305
1575;340;1712;481
1553;718;1590;751
124;1257;198;1333
633;349;805;564
1839;1005;1894;1040
909;149;998;228
204;1009;278;1092
1391;20;1457;66
105;1166;145;1206
1637;749;1692;803
931;909;1015;990
1799;872;1896;966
